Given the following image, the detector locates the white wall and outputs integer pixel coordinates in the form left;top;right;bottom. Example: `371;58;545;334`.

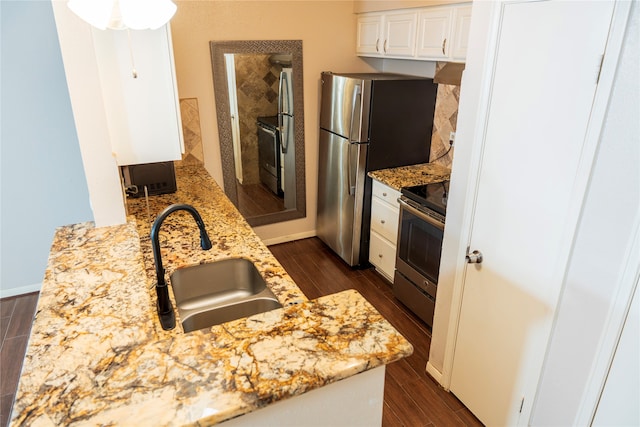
0;0;93;298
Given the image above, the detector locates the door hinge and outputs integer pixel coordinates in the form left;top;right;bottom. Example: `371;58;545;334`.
596;54;604;84
519;397;525;413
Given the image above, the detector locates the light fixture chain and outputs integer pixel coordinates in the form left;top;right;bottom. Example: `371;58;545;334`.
127;28;138;79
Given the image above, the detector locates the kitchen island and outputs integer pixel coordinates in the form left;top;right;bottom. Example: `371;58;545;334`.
10;165;413;426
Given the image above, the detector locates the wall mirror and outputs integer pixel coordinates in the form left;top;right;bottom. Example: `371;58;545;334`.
210;40;306;227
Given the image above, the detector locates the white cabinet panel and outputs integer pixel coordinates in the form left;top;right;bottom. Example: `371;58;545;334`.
451;5;472;61
369;231;397;281
369;180;401;282
416;7;452;59
356;14;383;55
371;197;400;244
356;11;417;57
92;25;183;166
383;11;418;57
372;179;401;205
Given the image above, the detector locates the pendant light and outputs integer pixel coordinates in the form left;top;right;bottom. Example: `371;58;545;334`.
67;0;177;31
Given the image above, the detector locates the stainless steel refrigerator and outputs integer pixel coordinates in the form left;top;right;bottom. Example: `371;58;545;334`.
316;72;438;267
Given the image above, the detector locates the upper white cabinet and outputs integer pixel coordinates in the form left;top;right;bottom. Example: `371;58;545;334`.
356;14;383;55
357;11;418;57
416;7;452;59
91;25;184;166
450;5;472;60
357;3;472;62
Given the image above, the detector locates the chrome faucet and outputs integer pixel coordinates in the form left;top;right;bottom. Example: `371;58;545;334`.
150;204;212;330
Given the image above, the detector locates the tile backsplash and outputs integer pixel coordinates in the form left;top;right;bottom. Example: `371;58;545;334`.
176;98;204;167
430;83;460;168
430;62;461;168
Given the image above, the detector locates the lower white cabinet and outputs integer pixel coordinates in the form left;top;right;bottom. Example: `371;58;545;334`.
369;180;401;282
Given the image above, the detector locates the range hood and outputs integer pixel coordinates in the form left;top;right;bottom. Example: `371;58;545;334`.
434;62;465;86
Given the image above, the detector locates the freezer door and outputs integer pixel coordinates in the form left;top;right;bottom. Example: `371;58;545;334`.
316;129;368;266
319;73;368;142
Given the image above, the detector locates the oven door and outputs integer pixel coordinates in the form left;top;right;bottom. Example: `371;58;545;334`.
395;198;444;296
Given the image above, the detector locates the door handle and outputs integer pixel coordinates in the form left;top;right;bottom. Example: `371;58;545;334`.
348;85;362;143
466;249;483;264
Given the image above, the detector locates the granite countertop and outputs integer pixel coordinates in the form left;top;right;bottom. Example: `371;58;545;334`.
10;165;412;426
368;162;451;190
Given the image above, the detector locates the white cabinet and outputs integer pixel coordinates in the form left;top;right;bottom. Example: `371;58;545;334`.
416;7;452;59
356;14;383;55
369;180;401;282
356;11;418;57
416;5;472;62
91;25;184;166
450;5;473;60
357;3;472;62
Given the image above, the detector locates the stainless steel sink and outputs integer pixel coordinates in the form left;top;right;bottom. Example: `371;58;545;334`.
170;258;282;332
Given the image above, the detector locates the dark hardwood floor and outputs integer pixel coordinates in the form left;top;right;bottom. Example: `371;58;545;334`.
0;292;38;427
269;237;483;427
0;238;482;427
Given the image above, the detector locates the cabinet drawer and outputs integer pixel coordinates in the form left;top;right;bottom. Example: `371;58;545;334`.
372;180;401;207
371;197;399;244
369;231;397;282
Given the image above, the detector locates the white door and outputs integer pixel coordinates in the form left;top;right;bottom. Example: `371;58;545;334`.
224;54;243;183
450;2;614;426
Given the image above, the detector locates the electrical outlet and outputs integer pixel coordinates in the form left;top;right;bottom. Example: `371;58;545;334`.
449;131;456;146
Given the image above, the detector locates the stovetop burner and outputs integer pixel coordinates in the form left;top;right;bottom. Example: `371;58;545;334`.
401;180;449;216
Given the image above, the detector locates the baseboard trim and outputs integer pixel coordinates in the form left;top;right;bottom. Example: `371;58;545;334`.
426;361;445;387
262;231;316;246
0;283;42;299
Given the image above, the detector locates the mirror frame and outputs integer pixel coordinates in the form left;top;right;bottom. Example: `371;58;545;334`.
210;40;306;227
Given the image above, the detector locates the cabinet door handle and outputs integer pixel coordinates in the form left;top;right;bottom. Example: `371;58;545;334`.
378;254;383;258
376;38;380;52
382;192;387;196
384;39;388;53
380;219;386;224
442;38;447;55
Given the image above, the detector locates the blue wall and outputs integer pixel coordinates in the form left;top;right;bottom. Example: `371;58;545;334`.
1;0;93;296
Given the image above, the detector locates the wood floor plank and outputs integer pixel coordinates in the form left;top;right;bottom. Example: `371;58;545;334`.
0;394;14;427
0;298;15;319
0;335;28;397
5;293;38;339
0;318;10;351
382;401;403;427
455;407;485;427
384;374;433;427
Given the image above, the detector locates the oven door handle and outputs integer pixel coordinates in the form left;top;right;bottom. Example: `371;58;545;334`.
398;198;445;231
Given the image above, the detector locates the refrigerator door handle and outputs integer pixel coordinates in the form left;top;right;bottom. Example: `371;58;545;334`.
348;84;362;143
347;143;356;196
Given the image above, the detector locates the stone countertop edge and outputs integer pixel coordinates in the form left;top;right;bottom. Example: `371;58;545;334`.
368;162;451;191
10;166;413;427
